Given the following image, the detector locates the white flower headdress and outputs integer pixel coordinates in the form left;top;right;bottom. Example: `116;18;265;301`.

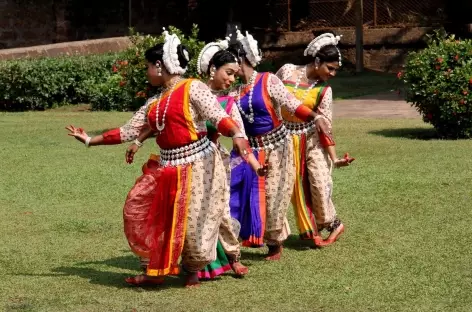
235;27;262;67
196;36;232;75
161;27;189;75
304;33;343;66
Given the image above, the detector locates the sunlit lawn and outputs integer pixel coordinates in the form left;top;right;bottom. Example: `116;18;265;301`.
1;107;471;311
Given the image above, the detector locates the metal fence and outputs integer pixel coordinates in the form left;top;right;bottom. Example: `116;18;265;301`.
269;0;446;31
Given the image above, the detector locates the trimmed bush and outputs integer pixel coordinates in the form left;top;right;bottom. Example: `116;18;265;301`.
0;24;280;112
0;54;118;111
400;30;472;139
107;25;206;111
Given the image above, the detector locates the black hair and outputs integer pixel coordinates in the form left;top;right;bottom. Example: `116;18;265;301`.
144;43;190;69
227;42;247;61
207;50;240;74
309;31;341;64
316;45;340;64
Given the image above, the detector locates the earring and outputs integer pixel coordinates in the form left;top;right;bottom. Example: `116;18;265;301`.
210;66;215;81
156;62;162;76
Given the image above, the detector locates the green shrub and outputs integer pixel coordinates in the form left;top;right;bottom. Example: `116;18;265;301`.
87;74;132;111
0;54;117;111
111;25;206;111
400;30;472;139
256;60;278;73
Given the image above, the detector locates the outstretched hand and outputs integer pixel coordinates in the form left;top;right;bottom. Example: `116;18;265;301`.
334;153;355;168
125;143;139;164
65;125;89;144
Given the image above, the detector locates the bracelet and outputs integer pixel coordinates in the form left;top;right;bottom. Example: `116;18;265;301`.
85;136;92;147
232;132;245;139
134;139;144;147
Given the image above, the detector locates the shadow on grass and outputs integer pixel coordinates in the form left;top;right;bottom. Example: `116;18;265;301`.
78;254;138;270
283;234;320;251
239;248;267;262
52;265;185;290
239;235;320;259
19;254;185;290
369;127;440;140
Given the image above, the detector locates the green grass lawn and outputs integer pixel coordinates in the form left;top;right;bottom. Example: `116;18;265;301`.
1;111;471;312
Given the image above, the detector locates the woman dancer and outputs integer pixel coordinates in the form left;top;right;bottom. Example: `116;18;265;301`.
275;32;354;247
196;39;267;280
225;28;330;260
67;29;249;287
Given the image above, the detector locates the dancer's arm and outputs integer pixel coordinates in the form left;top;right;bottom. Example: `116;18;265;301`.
315;88;354;167
125;126;156;164
228;101;268;176
190;81;251;159
66;99;154;147
266;73;330;134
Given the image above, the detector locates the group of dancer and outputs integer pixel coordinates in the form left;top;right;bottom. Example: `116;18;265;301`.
66;27;355;287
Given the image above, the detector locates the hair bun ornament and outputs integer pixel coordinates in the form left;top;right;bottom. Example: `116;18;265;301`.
304;33;343;66
235;27;262;67
196;39;230;75
182;48;190;62
162;27;187;75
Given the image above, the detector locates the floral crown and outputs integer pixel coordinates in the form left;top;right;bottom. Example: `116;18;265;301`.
304;33;342;66
196;35;233;75
161;27;189;75
235;27;262;67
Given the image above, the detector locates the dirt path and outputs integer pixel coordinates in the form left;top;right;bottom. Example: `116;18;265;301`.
333;92;420;119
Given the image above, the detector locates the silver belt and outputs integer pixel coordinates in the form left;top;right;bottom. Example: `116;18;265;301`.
248;125;288;151
160;137;213;167
284;120;316;135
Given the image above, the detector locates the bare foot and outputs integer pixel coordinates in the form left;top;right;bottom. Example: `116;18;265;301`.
265;245;283;261
230;262;249;277
323;223;345;246
313;235;328;247
125;274;164;287
185;272;200;288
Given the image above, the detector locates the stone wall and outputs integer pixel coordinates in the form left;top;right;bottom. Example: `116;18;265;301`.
0;0;56;49
0;0;192;50
0;37;131;60
0;24;432;72
257;27;432;72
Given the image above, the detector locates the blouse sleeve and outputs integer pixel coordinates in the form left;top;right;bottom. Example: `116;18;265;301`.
315;87;335;147
275;64;293;81
317;87;333;125
189;81;239;137
228;99;247;138
101;100;152;144
266;73;313;121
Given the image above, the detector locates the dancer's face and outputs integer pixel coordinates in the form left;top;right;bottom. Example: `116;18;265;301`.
234;59;250;78
308;61;339;82
146;62;164;86
211;62;240;90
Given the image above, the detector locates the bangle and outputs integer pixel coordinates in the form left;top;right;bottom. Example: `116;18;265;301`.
134;139;144;147
85;136;91;147
232;132;245;139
